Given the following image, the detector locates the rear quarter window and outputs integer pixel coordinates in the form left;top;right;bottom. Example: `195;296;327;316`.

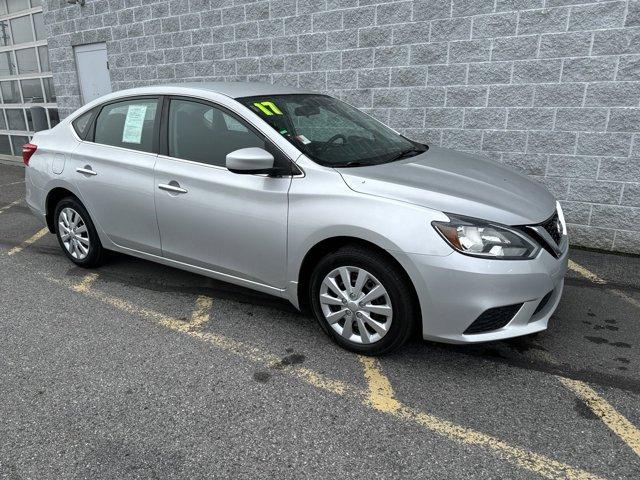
72;109;94;139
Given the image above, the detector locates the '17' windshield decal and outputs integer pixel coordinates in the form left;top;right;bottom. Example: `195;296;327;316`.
253;101;283;116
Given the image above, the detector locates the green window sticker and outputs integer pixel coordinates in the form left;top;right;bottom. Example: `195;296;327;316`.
121;104;147;144
253;101;283;116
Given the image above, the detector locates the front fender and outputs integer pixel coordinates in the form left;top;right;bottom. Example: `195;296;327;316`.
285;158;453;306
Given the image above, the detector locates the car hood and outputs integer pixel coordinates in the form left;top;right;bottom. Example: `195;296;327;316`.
336;146;556;226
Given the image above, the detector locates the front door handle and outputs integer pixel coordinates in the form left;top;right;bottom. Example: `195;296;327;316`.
158;183;188;194
76;166;97;176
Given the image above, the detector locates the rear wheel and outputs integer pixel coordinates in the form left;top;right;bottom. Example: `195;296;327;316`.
309;245;416;355
54;197;104;268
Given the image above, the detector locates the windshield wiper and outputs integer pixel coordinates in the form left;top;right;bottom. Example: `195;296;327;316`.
388;147;427;162
340;161;370;168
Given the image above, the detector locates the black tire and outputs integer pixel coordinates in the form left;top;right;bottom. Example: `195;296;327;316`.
309;245;417;356
54;196;104;268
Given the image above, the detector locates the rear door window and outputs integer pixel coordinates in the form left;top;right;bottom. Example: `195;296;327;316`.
94;98;159;153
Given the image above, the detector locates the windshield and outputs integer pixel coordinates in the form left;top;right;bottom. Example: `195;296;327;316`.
237;94;427;168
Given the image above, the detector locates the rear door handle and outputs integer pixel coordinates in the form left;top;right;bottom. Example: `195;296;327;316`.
76;166;97;176
158;183;188;194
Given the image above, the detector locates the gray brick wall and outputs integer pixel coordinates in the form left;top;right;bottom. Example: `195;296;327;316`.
43;0;640;254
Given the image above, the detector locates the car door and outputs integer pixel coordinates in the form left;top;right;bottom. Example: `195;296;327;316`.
154;97;292;289
69;96;162;255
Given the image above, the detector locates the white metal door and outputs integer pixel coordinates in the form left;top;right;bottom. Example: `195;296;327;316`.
74;43;112;105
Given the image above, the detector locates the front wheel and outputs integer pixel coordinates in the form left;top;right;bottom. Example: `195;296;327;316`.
54;197;104;268
309;246;417;355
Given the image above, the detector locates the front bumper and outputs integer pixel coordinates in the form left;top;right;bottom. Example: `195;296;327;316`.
396;242;568;344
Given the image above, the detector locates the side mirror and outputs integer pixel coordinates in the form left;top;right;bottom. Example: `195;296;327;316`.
226;147;275;174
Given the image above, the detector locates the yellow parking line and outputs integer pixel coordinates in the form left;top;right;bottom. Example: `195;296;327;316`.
48;273;602;480
569;260;640;309
190;295;213;330
531;348;640;457
558;377;640;457
0;198;22;214
7;228;48;256
72;272;99;293
358;355;400;412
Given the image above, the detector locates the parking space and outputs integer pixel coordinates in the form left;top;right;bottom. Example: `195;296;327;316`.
1;162;639;479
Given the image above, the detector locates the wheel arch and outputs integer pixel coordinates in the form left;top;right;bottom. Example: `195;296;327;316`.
296;236;421;321
45;187;81;233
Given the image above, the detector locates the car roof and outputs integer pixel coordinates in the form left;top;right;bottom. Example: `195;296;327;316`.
174;81;314;98
122;81;315;99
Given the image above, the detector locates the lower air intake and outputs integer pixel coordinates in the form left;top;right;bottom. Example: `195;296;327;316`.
532;290;553;317
464;303;523;335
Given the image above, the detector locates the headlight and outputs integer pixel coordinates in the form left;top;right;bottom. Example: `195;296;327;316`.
432;215;539;260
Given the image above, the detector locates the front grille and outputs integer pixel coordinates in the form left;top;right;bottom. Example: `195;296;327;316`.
464;303;523;335
532;290;553;317
515;210;563;258
540;211;561;245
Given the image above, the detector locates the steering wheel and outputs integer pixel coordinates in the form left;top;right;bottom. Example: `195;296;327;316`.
318;134;347;153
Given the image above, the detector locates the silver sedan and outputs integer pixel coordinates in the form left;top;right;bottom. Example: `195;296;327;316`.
24;82;568;355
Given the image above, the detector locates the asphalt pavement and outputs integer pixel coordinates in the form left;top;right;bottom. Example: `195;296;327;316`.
1;161;639;479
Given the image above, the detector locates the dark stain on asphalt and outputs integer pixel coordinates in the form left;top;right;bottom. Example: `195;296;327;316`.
604;319;617;324
585;336;608;345
593;325;619;331
587;311;596;317
253;371;271;383
272;353;306;370
615;357;630;364
574;399;598;420
585;336;632;349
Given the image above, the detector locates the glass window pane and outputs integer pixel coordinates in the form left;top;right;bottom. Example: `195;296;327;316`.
38;45;49;71
11;135;29;154
0;109;6;130
6;108;26;130
15;47;38;74
0;135;11;155
94;99;158;152
20;78;43;102
0;52;17;76
168;99;264;166
48;108;59;127
0;20;12;46
72;109;93;137
33;12;45;40
30;0;42;7
7;0;30;14
43;77;55;102
0;3;7;16
1;81;21;103
10;15;34;45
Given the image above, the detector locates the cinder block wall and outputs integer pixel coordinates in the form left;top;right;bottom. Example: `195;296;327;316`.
44;0;640;253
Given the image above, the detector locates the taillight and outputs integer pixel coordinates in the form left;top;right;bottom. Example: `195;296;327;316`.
22;143;37;166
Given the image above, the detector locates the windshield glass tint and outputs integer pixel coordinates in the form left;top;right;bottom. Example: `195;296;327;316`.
237;94;425;167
